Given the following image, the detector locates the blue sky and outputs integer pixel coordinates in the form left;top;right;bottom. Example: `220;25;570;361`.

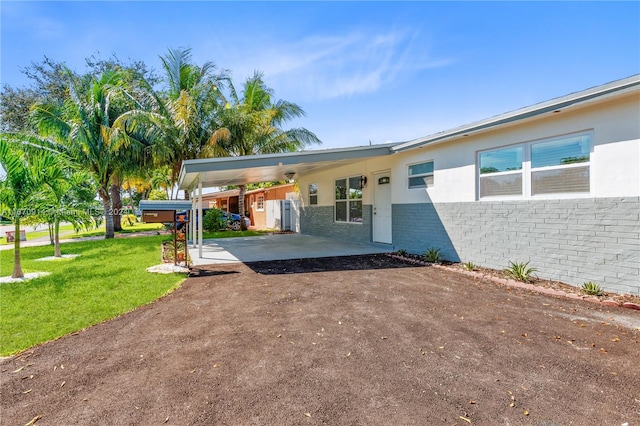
1;1;639;150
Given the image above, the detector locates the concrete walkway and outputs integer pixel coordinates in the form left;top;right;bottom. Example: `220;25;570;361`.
188;234;392;266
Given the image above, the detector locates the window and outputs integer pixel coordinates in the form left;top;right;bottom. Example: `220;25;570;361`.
478;132;591;199
408;161;434;189
335;176;362;223
257;195;264;211
309;183;318;205
531;134;590;195
479;146;523;197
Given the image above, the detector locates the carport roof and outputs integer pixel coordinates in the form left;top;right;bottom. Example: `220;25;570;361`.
178;143;395;190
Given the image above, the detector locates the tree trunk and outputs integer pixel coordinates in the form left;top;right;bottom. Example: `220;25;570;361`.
54;218;61;257
12;215;24;279
110;176;123;232
48;223;54;246
238;184;247;231
99;187;114;239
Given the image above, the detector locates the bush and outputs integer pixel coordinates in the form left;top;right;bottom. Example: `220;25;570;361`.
203;209;227;232
122;214;137;227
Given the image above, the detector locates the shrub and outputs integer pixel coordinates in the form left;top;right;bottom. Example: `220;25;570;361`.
397;249;408;256
582;281;603;296
503;260;537;282
423;247;443;263
122;214;137;227
203;209;227;232
463;261;476;271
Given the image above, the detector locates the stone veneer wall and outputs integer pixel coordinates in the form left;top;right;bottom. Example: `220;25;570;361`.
300;205;373;244
391;197;640;295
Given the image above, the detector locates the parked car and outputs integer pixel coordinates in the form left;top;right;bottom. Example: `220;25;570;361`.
175;209;250;231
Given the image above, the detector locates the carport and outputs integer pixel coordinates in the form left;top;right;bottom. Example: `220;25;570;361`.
177;144;394;263
188;233;391;266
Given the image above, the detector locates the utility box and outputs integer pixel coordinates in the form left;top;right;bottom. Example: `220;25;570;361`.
141;210;175;223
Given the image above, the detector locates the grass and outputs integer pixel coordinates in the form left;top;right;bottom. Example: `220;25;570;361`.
66;222;163;239
0;222;163;245
202;229;267;239
0;235;185;356
0;224;77;245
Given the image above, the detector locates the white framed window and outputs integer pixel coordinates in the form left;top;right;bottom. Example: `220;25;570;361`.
479;146;523;198
335;176;362;223
257;194;265;211
530;134;590;195
309;183;318;205
408;161;434;189
478;131;591;199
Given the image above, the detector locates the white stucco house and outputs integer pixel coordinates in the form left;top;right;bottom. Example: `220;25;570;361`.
179;75;640;295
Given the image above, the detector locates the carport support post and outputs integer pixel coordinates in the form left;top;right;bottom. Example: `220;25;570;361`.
190;192;196;248
198;180;203;258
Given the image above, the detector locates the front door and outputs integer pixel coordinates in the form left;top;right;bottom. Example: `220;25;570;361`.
373;172;392;244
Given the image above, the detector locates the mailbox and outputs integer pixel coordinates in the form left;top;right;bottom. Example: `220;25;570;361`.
141;210;175;223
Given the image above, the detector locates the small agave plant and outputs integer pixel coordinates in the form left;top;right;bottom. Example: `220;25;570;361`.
463;261;476;271
423;247;444;263
581;281;603;296
503;260;537;282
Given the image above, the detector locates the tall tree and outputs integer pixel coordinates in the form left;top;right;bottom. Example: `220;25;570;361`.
0;57;69;132
212;71;321;225
0;136;58;278
118;48;229;198
31;69;143;238
27;167;97;257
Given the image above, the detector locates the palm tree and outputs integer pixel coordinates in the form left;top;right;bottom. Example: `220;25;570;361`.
30;167;96;257
117;48;229;198
0;136;58;278
31;69;144;238
211;71;321;226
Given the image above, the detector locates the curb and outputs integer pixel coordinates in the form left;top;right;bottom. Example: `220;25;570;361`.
385;254;640;312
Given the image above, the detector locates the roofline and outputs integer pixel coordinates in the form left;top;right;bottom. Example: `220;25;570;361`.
178;143;395;191
391;74;640;153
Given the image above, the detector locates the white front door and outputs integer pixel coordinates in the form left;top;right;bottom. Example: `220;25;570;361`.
373;172;392;244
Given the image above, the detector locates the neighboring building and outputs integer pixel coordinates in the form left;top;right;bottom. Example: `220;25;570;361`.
202;189;240;214
179;75;640;294
245;184;298;229
202;183;297;229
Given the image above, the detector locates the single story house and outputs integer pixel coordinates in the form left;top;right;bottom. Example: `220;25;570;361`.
178;75;640;295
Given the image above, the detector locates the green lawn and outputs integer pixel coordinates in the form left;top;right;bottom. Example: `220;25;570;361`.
65;222;163;239
0;235;185;356
0;224;77;246
0;222;164;245
202;229;267;239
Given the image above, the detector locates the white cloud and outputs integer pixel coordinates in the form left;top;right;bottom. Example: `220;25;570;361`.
210;28;453;102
